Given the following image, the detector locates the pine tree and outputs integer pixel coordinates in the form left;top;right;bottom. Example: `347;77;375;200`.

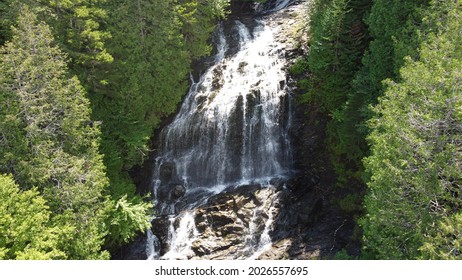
362;0;462;259
0;6;110;259
0;174;69;260
4;0;113;65
293;0;372;191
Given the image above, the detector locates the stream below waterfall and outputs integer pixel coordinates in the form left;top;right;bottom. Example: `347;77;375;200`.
146;0;301;260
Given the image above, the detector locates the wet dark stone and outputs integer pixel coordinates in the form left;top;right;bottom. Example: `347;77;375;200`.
159;162;176;182
225;95;244;181
151;217;171;255
269;177;286;188
191;240;212;256
238;61;248;73
171;184;186;199
210;215;235;229
156;185;171;202
112;234;147;260
229;0;256;15
195;95;207;106
156;183;186;203
221;183;263;197
174;201;187;214
212;65;224;91
279;79;286;89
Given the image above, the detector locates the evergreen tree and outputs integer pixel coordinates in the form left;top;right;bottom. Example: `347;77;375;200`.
0;174;69;260
348;0;430;159
3;0;113;65
291;0;372;192
362;0;462;259
0;7;111;259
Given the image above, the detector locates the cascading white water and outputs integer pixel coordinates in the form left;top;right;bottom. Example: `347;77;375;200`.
161;212;199;260
146;229;161;260
255;0;296;13
241;184;279;259
156;21;290;193
147;1;296;260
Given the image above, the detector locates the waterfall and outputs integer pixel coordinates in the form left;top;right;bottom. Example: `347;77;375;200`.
161;212;199;260
146;0;296;259
255;0;297;13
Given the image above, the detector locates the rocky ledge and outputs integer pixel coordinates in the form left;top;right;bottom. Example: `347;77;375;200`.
146;173;332;260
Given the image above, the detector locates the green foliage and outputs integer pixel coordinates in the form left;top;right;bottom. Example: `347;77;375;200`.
421;214;462;260
338;1;429;176
303;0;350;111
337;193;363;214
0;174;67;260
299;0;430;190
0;0;228;258
362;0;462;259
303;0;371;113
289;58;309;76
297;0;431;189
296;0;371;189
334;249;356;260
0;7;110;259
357;0;428;101
107;195;153;246
4;0;113;66
178;0;230;59
0;1;9;45
208;0;232;18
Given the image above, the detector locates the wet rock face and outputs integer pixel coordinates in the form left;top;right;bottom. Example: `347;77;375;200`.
150;175;337;260
229;0;257;15
151;218;171;256
151;184;288;259
156;184;186;203
171;184;186;199
159;162;176;182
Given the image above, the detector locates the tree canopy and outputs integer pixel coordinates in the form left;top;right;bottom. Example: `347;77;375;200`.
362;0;462;259
296;0;462;259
